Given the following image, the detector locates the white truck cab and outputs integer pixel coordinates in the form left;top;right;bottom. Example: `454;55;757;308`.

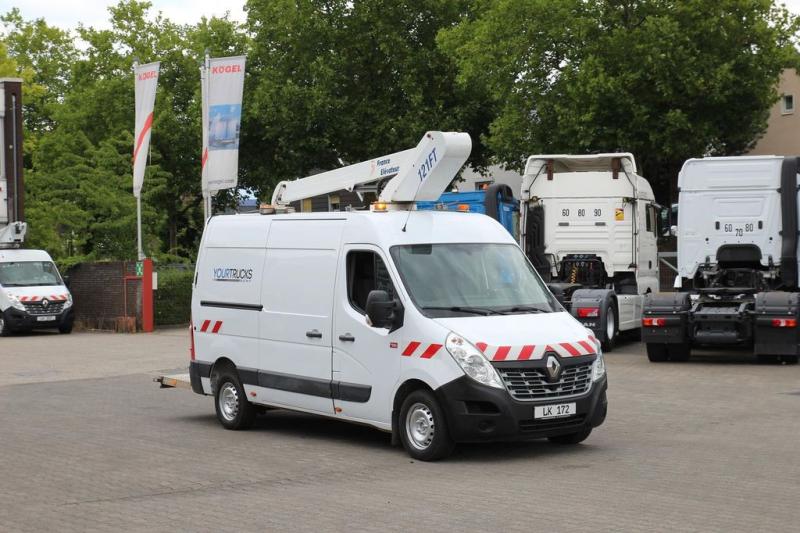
189;132;608;460
0;248;74;336
520;154;660;349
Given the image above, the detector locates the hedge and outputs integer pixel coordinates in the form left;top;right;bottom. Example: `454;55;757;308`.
154;267;194;326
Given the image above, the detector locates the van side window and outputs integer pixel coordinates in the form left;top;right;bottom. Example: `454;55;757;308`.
347;251;396;313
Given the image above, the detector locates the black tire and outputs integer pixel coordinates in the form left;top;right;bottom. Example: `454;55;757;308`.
668;342;692;362
601;303;617;352
0;315;11;337
548;427;592;445
398;389;455;461
647;343;669;362
214;369;256;430
58;323;73;334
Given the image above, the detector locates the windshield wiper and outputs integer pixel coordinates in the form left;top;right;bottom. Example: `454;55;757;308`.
497;305;550;314
421;306;504;316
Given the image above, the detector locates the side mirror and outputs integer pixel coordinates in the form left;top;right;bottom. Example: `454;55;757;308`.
365;290;403;331
63;275;71;288
669;225;678;237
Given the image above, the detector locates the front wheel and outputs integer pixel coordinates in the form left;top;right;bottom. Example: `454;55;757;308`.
548;427;592;445
58;323;73;334
399;389;454;461
214;370;256;430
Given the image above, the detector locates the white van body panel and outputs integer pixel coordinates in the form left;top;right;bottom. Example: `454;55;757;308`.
676;156;786;279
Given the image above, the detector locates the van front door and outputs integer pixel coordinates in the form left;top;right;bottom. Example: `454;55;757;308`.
332;246;403;426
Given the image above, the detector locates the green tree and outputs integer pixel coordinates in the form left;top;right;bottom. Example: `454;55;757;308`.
243;0;491;197
440;0;800;203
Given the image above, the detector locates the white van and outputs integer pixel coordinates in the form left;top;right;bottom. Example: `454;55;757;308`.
0;248;74;336
189;210;608;460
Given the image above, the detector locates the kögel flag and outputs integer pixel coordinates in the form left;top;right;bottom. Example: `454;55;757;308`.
202;55;246;193
133;61;160;198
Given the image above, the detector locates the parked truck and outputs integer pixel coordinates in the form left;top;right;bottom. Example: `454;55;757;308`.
643;156;799;364
519;154;661;350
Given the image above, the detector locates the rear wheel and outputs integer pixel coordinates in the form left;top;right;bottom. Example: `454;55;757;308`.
601;305;617;352
399;389;454;461
548;427;592;445
647;343;668;362
214;370;256;430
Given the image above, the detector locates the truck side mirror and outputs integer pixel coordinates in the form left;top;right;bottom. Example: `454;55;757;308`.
63;275;71;288
365;290;403;331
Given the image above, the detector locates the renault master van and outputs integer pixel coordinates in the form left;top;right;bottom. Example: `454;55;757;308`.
0;248;74;336
189;210;608;460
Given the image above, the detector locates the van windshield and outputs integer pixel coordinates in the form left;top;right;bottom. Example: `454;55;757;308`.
390;243;558;317
0;261;63;287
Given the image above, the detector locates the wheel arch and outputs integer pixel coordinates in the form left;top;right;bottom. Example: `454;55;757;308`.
390;378;435;446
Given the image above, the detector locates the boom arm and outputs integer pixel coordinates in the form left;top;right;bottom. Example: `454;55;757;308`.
271;131;472;206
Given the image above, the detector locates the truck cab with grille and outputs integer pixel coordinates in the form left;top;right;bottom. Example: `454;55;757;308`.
520;153;660;350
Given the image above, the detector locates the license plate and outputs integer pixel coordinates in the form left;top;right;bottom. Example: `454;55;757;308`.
534;403;576;420
36;316;57;322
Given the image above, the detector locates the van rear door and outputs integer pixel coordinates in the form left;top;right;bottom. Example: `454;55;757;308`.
258;218;345;414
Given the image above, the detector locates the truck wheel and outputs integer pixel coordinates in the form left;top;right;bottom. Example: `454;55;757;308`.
757;354;779;365
0;316;11;337
548;427;592;445
668;343;691;362
647;344;668;362
601;304;617;352
399;389;454;461
214;370;256;430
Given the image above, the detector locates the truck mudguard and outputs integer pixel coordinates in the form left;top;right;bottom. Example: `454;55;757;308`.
642;292;690;344
569;288;615;338
753;292;800;356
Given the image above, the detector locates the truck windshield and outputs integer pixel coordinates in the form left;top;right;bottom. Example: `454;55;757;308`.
0;261;63;287
390;243;558;317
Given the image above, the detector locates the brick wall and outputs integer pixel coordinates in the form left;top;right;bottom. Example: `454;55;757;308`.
66;261;141;331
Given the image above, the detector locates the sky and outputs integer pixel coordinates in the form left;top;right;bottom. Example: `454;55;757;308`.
0;1;799;32
0;0;247;29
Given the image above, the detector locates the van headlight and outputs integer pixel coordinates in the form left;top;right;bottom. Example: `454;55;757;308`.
63;293;73;308
445;332;504;389
591;351;606;382
7;293;26;311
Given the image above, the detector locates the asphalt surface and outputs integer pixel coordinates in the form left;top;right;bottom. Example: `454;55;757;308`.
1;328;799;532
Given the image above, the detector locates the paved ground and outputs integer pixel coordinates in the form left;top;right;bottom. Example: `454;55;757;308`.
1;329;799;532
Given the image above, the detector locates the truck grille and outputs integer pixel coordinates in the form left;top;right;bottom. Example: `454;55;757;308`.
498;361;593;401
23;301;65;315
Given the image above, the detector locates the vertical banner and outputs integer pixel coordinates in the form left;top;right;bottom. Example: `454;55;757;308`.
133;61;160;198
201;55;245;194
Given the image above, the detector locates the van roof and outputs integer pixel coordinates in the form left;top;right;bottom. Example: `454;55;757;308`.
0;248;55;262
203;210;517;249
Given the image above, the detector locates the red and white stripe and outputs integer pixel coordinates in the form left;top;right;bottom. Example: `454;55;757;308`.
199;320;223;334
401;341;443;359
475;338;598;361
18;294;69;302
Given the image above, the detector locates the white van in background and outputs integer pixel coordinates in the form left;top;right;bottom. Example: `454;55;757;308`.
0;248;74;336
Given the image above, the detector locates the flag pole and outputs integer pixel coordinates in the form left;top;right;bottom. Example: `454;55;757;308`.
133;58;144;261
202;51;211;224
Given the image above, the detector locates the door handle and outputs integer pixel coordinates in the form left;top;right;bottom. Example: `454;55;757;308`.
306;330;322;339
338;333;355;342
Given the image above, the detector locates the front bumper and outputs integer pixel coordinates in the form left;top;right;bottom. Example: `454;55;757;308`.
2;306;74;331
436;372;607;443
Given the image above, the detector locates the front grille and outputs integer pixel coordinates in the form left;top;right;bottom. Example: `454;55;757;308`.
519;414;587;433
23;301;65;315
498;361;593;401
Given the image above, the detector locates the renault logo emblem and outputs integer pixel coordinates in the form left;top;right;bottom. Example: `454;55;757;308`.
41;299;49;309
546;355;561;380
